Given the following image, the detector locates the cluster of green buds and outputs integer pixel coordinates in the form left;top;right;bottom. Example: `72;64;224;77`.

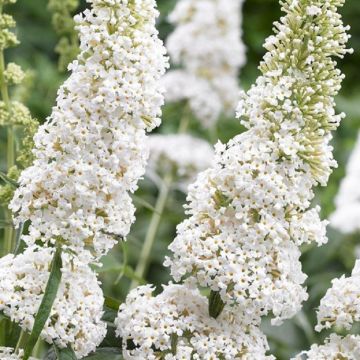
0;0;38;209
48;0;79;71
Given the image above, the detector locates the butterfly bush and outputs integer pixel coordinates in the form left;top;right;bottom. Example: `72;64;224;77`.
10;0;168;260
116;282;274;360
0;0;167;356
162;0;246;128
147;134;214;190
292;334;360;360
294;236;360;357
116;1;351;358
0;246;106;358
330;131;360;234
164;0;352;326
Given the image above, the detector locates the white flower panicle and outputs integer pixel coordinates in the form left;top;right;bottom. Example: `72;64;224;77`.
163;0;246;128
147;134;214;188
9;0;168;259
292;334;360;360
0;246;106;358
330;132;360;234
116;283;274;360
165;0;351;325
315;260;360;332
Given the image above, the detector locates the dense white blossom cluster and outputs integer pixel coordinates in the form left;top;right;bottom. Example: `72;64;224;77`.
163;0;246;127
147;134;214;189
116;283;274;360
117;2;351;359
9;0;168;260
0;246;106;358
164;0;351;326
0;0;168;357
292;334;360;360
316;260;360;331
330;132;360;234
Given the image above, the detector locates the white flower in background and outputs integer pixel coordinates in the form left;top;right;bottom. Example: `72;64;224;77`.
316;260;360;332
9;0;168;260
0;348;36;360
292;334;360;360
0;246;106;358
163;0;246;128
330;132;360;234
116;283;274;360
165;0;351;325
147;133;214;189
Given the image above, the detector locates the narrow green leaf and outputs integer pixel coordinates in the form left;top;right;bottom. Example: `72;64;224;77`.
83;347;122;360
23;247;63;360
0;170;19;188
53;344;77;360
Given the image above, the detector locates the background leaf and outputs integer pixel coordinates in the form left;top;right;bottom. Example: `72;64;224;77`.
23;247;62;360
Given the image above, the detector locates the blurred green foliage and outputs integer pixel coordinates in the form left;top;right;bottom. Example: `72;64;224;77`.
0;0;359;358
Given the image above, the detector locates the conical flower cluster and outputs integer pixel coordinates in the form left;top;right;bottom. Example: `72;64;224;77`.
162;0;246;128
166;0;352;325
0;0;168;357
330;131;360;234
10;0;168;260
117;1;351;358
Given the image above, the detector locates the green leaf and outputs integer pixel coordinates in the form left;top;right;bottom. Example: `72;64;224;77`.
104;296;121;311
83;347;123;360
23;247;63;360
0;170;19;188
102;306;117;324
53;345;77;360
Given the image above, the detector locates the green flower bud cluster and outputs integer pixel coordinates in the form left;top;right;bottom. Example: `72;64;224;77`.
0;1;38;207
48;0;80;72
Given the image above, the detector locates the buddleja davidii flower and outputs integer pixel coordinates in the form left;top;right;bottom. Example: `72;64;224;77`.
163;0;246;128
315;260;360;332
293;258;360;359
10;0;168;259
0;246;106;358
166;129;325;324
240;0;352;186
330;132;360;234
166;0;351;326
115;282;274;360
48;0;80;71
292;334;360;360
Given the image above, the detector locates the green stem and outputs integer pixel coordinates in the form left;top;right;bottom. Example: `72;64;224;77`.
0;20;16;255
14;330;27;354
130;173;172;290
129;105;192;290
